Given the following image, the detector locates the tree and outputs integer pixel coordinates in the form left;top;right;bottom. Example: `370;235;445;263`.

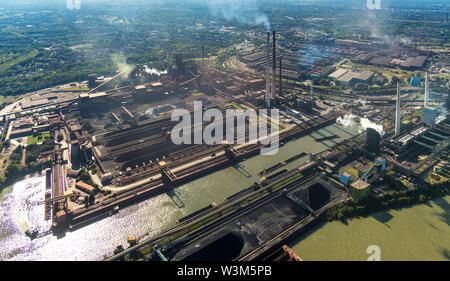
4;163;23;180
391;76;400;85
89;193;95;205
3;140;10;148
79;168;95;186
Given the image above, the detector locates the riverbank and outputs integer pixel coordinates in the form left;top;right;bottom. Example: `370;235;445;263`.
0;161;51;191
289;195;450;261
326;182;449;222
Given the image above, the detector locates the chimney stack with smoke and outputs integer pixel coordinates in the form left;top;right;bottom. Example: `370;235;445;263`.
265;32;271;108
271;31;277;100
424;72;430;108
395;82;401;136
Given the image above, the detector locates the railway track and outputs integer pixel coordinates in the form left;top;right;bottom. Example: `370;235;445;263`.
71;111;339;232
105;169;315;261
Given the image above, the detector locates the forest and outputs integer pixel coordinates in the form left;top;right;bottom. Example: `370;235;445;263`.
0;0;448;98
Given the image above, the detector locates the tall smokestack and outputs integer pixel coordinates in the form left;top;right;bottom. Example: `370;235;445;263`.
271;31;276;100
279;56;282;96
265;32;271;108
310;80;314;110
395;82;401;136
424;72;430;108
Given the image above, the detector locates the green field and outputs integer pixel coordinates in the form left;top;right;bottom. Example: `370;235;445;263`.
27;132;50;145
0;49;39;73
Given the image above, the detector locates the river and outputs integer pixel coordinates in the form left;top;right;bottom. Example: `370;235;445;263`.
0;122;400;261
289;196;450;261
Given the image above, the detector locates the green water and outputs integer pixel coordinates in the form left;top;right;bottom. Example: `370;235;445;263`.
166;123;359;221
289;196;450;261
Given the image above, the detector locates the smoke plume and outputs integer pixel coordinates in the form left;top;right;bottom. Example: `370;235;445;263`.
204;0;271;31
337;114;384;136
112;55;134;78
143;65;168;76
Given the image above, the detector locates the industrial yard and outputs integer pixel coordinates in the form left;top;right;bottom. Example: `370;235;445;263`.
0;0;448;263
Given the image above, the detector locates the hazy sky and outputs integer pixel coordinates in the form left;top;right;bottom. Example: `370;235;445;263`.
1;0;449;9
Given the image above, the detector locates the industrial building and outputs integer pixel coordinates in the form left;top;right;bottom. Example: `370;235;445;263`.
423;107;437;126
368;54;427;70
410;76;421;87
305;66;336;79
9;114;63;139
349;180;371;200
366;128;381;153
340;171;352;185
328;68;374;85
390;125;429;153
76;181;95;194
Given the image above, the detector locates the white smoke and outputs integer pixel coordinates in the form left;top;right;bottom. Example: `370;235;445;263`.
358;97;367;107
67;0;81;10
205;0;271;31
143;65;168;76
436;106;448;124
255;14;271;31
337;114;384;136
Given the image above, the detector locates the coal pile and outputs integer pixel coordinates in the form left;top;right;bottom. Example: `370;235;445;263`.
307;183;331;210
183;232;244;261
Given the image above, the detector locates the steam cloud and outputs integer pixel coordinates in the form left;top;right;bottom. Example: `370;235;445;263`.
205;0;271;31
436;105;448;124
358;97;367;107
112;55;134;78
337;114;385;136
254;14;271;31
67;0;81;10
143;65;168;76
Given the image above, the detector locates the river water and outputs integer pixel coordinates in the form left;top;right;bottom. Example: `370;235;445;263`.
289;196;450;261
1;122;406;261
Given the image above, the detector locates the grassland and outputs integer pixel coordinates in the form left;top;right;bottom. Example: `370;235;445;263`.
27;132;50;145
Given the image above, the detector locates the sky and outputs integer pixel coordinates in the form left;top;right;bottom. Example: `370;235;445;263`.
1;0;449;10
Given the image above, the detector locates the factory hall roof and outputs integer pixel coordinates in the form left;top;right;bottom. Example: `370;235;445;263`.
424;106;437;113
329;68;374;83
135;85;147;90
393;125;429;146
328;68;348;79
151;82;163;87
89;92;108;98
351;179;370;190
76;181;95;193
369;56;393;66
